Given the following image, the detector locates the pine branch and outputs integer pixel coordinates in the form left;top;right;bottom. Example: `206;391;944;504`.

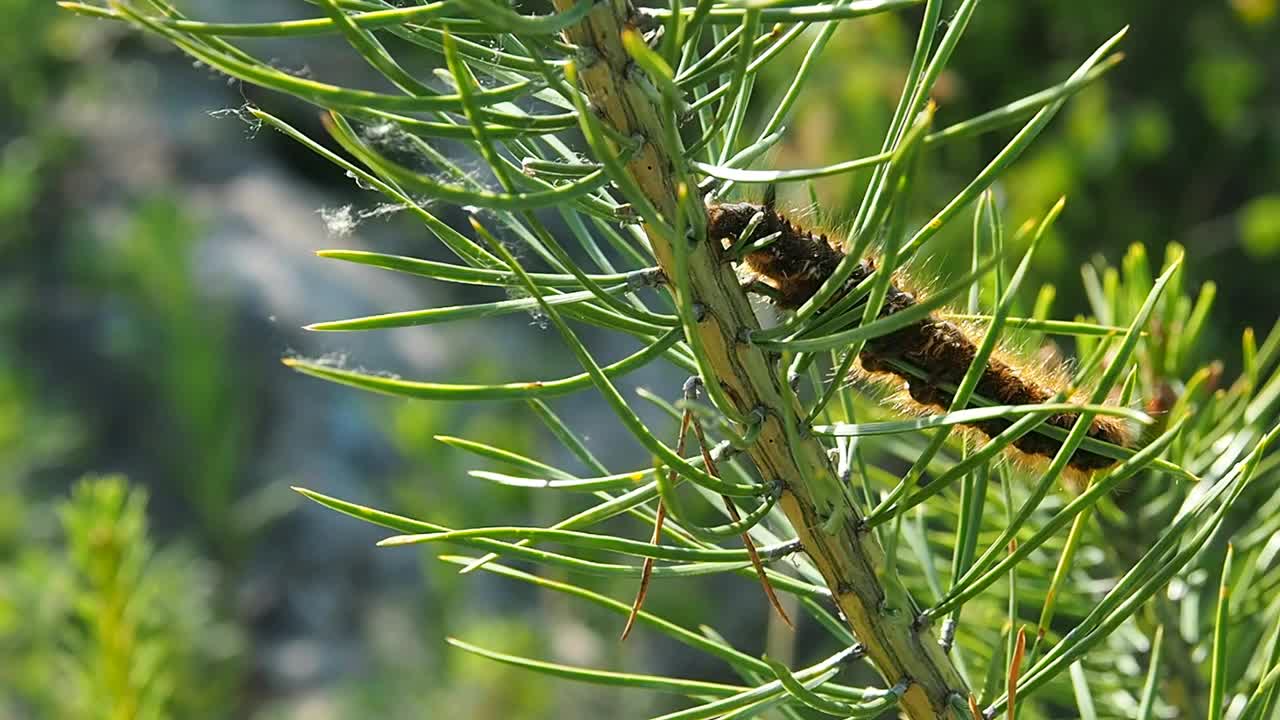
555;1;968;716
60;3;1280;717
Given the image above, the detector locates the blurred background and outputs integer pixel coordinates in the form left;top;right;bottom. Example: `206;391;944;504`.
1;1;1276;717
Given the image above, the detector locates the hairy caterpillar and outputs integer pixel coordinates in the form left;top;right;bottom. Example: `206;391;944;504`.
706;196;1135;472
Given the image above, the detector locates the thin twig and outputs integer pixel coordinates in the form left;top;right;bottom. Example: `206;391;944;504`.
689;409;793;629
1005;626;1027;720
620;408;691;640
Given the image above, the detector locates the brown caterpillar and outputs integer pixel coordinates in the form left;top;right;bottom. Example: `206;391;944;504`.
706;197;1134;473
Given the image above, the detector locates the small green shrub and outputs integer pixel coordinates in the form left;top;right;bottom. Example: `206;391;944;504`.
0;475;241;719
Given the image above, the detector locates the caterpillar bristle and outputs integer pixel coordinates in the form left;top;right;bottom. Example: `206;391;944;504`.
706;199;1137;475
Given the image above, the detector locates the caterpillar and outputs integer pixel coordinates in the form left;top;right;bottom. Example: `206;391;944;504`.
706;196;1135;473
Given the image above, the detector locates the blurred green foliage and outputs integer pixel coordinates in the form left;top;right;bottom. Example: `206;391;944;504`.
0;4;251;716
0;475;241;719
757;1;1279;347
0;0;267;559
0;0;75;235
1242;194;1280;258
94;195;258;559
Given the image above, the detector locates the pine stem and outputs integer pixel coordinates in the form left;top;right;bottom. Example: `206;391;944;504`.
556;1;969;716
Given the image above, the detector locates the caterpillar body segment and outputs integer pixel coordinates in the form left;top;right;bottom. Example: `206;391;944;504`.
707;198;1135;472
